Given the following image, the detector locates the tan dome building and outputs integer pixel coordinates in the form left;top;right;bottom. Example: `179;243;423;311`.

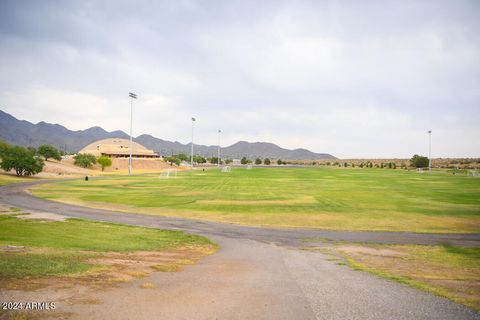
79;138;158;158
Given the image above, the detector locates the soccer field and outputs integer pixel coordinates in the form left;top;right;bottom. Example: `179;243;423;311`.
32;167;480;233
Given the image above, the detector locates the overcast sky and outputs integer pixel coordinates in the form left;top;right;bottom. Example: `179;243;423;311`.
0;0;479;158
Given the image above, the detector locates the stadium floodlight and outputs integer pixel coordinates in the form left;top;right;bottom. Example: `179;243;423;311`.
128;92;137;175
191;117;196;167
217;129;222;167
428;130;432;171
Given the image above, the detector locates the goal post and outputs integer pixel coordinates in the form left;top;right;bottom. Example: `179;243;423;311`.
159;168;178;179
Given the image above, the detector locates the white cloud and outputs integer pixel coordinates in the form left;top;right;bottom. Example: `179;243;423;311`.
0;0;479;158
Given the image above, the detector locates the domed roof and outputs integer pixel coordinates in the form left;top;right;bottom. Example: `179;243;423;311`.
79;138;157;157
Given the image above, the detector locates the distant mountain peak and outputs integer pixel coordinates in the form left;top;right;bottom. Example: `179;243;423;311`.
0;109;336;160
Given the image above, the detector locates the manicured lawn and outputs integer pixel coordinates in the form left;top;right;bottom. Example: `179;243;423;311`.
32;167;480;233
0;215;215;278
0;173;36;186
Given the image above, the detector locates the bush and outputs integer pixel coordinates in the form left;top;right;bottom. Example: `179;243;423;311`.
241;157;248;165
264;158;271;165
37;144;62;161
193;155;206;164
410;154;429;168
0;145;44;176
165;156;180;166
255;158;262;165
277;159;282;165
224;159;233;164
74;153;97;168
97;156;112;171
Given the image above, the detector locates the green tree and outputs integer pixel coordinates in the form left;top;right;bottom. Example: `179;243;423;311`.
193;155;206;164
255;158;262;165
344;162;348;167
0;140;10;158
264;158;271;165
177;153;189;161
74;153;97;168
277;159;283;165
410;154;429;168
37;144;62;161
241;157;248;165
0;145;44;176
165;156;180;166
224;159;233;164
97;156;112;171
208;157;220;164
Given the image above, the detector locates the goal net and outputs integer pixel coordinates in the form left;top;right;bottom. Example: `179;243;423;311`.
159;168;178;179
246;164;253;170
221;166;231;173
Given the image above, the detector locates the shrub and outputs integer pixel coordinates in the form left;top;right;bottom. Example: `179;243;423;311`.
255;158;262;165
74;153;97;168
410;154;429;168
264;158;271;165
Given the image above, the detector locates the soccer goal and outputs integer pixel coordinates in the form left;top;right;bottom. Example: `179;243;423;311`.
246;164;253;170
221;166;231;173
159;168;178;179
468;169;479;177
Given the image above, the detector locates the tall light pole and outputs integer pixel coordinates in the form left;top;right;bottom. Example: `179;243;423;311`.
217;129;222;167
128;92;137;175
428;130;432;171
191;117;196;167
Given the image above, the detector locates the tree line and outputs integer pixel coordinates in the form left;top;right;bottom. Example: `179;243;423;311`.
0;141;113;176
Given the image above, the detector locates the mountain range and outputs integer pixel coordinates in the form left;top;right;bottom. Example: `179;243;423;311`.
0;110;336;160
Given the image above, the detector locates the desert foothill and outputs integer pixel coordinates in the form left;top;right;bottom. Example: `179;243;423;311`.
0;1;479;320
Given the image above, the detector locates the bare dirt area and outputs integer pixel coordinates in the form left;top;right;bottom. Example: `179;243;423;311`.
0;246;215;320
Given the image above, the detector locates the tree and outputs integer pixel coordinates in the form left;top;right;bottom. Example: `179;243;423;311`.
410;154;429;168
37;144;62;161
277;159;282;165
97;156;112;171
74;153;97;168
0;145;44;176
344;162;348;167
165;156;180;166
224;159;233;164
193;155;206;164
0;140;10;159
241;157;248;165
208;157;220;164
177;153;189;161
264;158;271;165
255;158;262;165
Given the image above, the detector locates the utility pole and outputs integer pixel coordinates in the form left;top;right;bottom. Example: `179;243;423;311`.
191;117;196;167
128;92;137;175
217;129;222;167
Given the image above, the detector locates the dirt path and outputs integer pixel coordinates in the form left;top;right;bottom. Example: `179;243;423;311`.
1;181;480;319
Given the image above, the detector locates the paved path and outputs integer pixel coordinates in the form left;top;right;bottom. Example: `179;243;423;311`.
1;180;479;319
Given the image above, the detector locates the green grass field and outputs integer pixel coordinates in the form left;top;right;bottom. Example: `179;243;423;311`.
0;215;214;278
32;167;480;233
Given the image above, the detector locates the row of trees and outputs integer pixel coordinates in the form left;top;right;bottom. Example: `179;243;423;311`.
241;157;287;165
164;153;234;166
0;140;115;176
73;153;112;171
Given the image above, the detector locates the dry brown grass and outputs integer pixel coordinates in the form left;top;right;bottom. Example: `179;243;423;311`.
319;243;480;311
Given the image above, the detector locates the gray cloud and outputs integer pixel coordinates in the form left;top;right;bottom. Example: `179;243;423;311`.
0;0;479;158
